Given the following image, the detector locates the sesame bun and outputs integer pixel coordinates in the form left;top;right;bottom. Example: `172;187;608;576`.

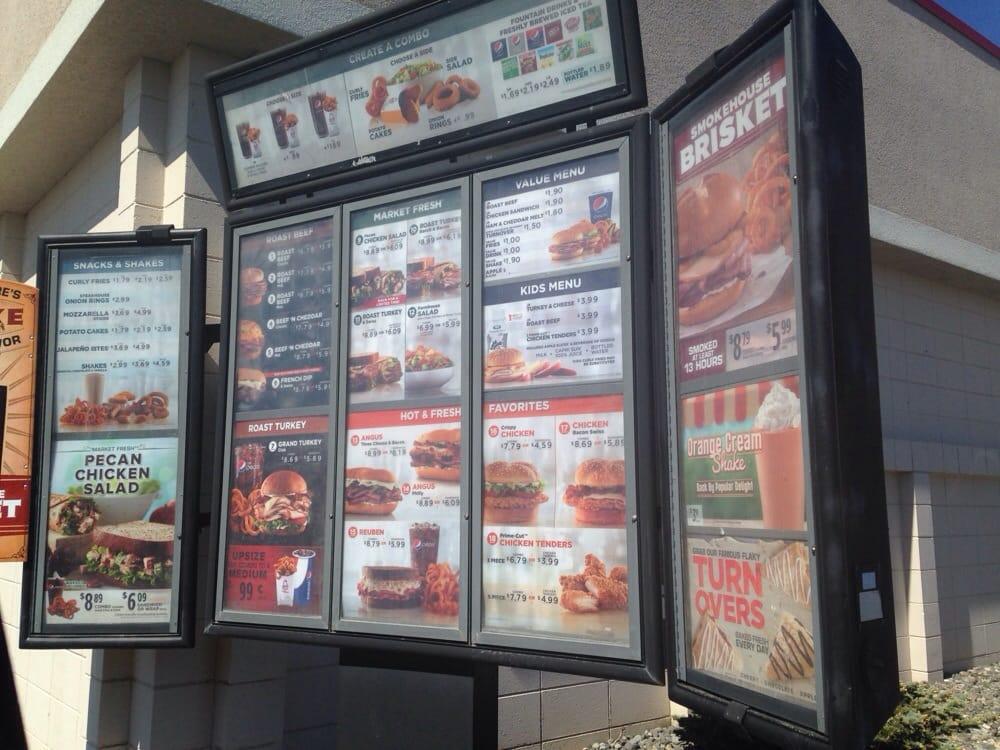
345;467;396;484
676;172;744;259
574;458;626;487
260;470;308;497
484;461;540;484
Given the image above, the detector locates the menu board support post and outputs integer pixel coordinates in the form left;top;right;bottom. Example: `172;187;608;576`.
653;1;897;747
21;228;206;648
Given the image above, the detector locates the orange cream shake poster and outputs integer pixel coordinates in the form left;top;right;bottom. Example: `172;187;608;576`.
681;376;804;530
0;280;37;561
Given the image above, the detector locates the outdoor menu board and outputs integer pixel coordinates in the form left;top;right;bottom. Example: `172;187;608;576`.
662;35;819;719
26;238;200;640
0;280;38;561
475;141;639;657
219;214;337;624
338;184;466;637
214;0;637;197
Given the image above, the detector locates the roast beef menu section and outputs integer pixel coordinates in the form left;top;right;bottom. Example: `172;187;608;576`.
220;216;337;624
476;143;638;656
664;37;818;714
220;0;621;192
39;247;187;630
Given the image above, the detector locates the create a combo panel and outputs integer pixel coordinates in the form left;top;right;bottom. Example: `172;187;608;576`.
211;120;661;678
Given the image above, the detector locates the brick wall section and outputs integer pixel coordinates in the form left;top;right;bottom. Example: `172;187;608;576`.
875;260;1000;682
497;669;669;750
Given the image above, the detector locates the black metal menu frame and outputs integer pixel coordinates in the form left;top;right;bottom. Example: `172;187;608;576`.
206;116;665;684
206;0;646;209
652;1;898;747
21;228;206;648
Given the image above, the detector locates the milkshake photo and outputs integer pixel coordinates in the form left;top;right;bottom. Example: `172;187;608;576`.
753;382;804;530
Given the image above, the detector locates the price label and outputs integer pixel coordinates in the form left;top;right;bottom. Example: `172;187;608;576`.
725;313;798;372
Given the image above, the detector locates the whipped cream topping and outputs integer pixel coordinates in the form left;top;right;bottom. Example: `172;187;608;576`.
754;383;801;431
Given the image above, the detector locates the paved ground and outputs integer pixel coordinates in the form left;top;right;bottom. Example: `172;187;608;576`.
582;663;1000;749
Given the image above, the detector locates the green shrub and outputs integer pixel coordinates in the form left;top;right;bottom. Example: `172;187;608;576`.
871;682;977;750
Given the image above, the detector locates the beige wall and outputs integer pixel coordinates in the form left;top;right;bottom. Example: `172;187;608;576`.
0;0;74;108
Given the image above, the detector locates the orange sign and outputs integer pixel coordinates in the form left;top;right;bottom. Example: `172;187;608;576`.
0;280;37;561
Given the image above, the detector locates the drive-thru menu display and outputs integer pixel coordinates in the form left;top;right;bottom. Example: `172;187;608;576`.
34;245;191;631
216;0;629;194
220;215;336;623
476;142;638;656
663;35;818;717
339;185;466;636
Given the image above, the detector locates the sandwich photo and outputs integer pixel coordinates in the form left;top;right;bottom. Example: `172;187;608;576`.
357;565;423;609
228;470;312;536
48;493;99;536
548;219;620;261
344;467;402;515
350;265;381;305
236;368;266;407
562;458;627;526
406;258;461;298
238;319;265;361
239;266;268;306
483;461;548;523
483;347;527;383
409;428;460;481
82;520;174;588
675;172;751;326
348;352;403;393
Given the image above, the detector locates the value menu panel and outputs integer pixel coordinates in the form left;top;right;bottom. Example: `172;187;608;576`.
474;140;641;658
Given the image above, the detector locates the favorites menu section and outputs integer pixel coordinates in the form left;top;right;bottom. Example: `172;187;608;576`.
340;187;465;635
222;216;336;622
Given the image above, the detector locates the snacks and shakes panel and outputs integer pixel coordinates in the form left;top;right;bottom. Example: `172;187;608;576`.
480;394;632;647
235;218;335;411
41;247;187;629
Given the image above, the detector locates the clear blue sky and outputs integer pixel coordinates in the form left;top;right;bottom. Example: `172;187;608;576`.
933;0;1000;46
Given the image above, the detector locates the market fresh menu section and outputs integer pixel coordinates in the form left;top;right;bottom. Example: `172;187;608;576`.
480;394;632;647
222;0;619;190
347;188;463;405
41;247;186;630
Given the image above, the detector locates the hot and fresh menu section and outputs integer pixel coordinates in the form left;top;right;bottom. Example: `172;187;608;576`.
41;248;185;628
221;0;620;190
665;38;817;712
340;187;465;635
478;144;636;654
221;216;336;622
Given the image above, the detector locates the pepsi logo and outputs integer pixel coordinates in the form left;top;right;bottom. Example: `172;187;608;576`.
591;196;609;210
